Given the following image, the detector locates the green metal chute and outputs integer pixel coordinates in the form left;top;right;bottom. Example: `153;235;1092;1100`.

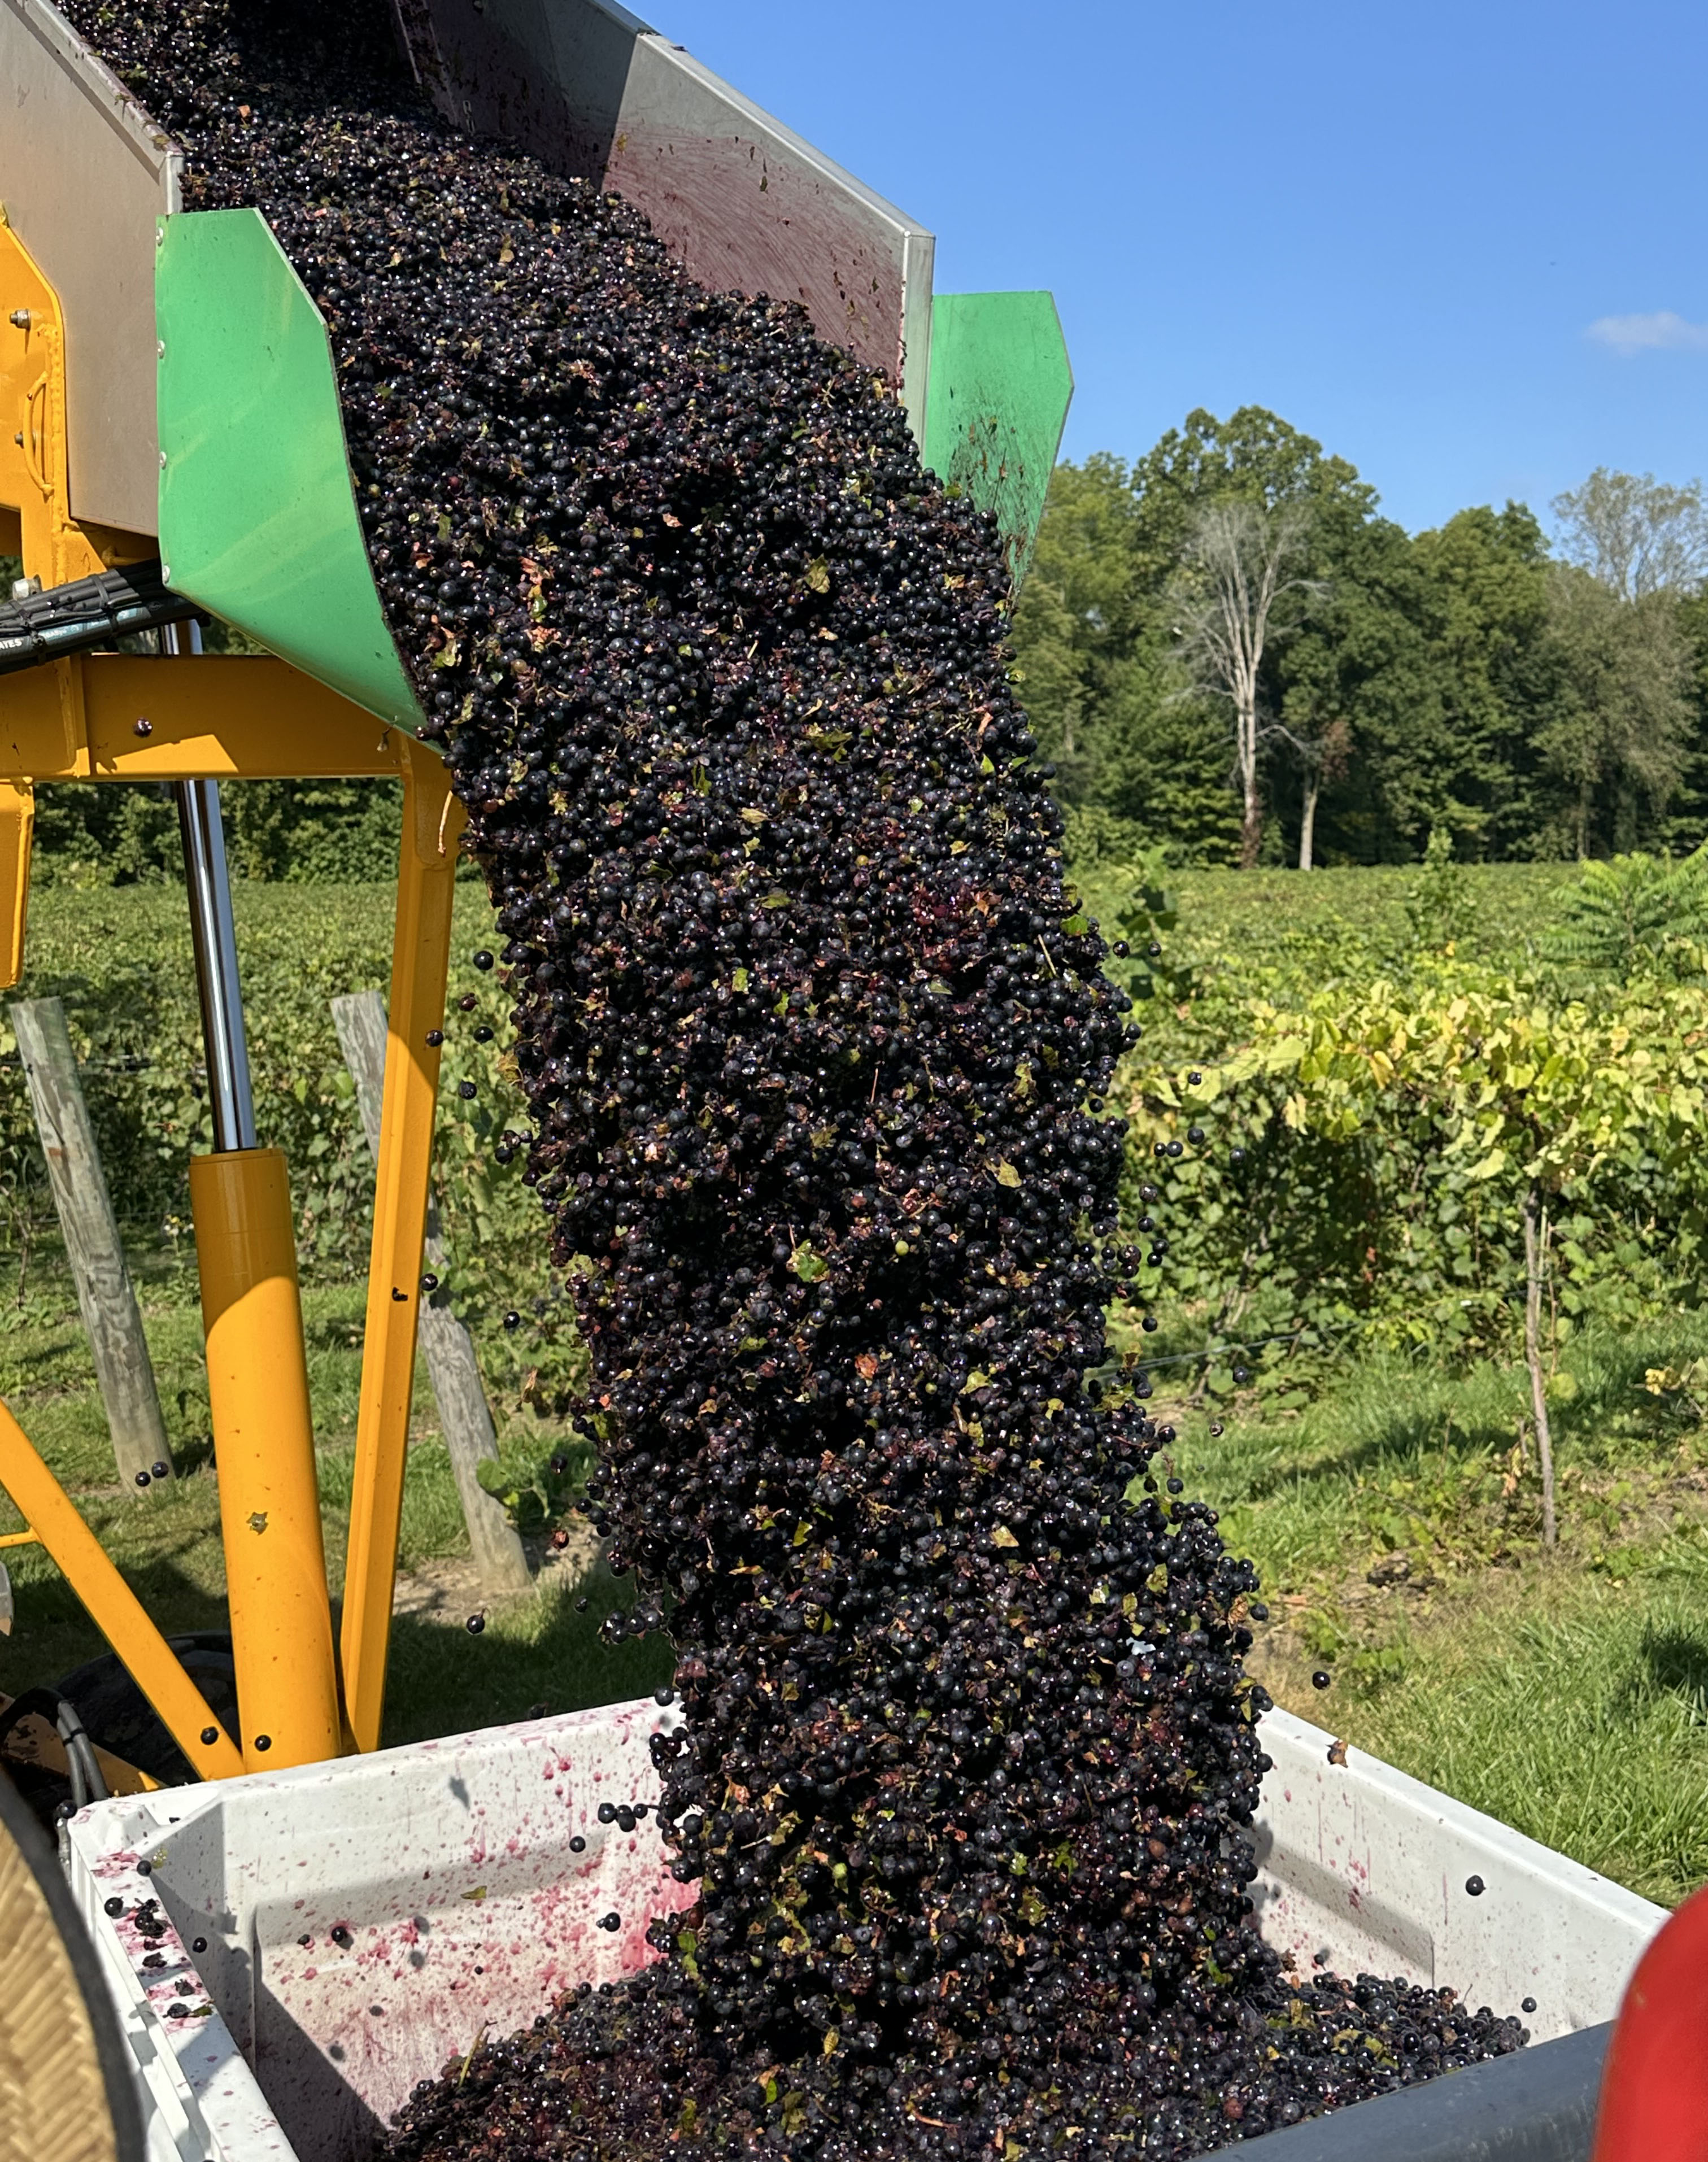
155;212;1069;715
923;291;1073;590
155;208;423;731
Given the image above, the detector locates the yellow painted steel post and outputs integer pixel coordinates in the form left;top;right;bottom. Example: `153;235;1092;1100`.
339;743;462;1753
0;784;32;991
0;1403;243;1779
168;622;343;1772
0;215;130;589
190;1149;342;1769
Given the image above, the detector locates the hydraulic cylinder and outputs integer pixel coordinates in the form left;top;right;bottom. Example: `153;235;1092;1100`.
189;1146;341;1769
168;620;342;1769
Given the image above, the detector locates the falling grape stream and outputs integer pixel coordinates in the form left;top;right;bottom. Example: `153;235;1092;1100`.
62;2;1526;2152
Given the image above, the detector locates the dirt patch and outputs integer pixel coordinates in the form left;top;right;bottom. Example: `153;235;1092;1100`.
390;1521;603;1624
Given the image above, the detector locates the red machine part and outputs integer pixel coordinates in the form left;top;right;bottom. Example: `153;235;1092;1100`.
1592;1880;1708;2160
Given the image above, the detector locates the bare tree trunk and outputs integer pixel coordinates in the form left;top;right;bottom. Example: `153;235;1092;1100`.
1523;1188;1557;1548
1238;695;1262;868
332;991;533;1597
1171;500;1314;874
1299;771;1320;871
11;997;169;1492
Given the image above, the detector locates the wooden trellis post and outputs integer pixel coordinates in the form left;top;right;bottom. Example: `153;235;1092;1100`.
10;997;169;1493
332;990;531;1597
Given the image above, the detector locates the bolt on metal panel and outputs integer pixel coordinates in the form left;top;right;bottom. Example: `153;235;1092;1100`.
0;0;181;536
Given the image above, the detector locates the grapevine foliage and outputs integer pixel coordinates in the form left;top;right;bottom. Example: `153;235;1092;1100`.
1125;964;1708;1372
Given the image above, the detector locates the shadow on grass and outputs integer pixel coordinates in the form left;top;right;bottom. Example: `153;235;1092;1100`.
1;1332;96;1386
381;1566;674;1749
0;1532;233;1702
300;1307;368;1357
1637;1624;1708;1725
171;1432;217;1477
2;1531;672;1770
1219;1377;1513;1509
1217;1315;1708;1513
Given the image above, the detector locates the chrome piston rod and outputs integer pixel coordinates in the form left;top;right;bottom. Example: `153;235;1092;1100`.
162;621;256;1154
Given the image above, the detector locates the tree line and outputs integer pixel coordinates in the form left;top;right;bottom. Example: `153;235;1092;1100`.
1011;407;1708;868
13;419;1708;884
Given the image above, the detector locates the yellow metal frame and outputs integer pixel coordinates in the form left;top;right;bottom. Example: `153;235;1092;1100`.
341;747;460;1753
191;1147;343;1770
0;215;461;1778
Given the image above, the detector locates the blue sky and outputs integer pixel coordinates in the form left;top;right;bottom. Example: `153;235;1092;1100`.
651;0;1707;539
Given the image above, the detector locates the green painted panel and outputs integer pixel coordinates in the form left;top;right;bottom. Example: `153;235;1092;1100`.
922;291;1073;591
155;209;422;731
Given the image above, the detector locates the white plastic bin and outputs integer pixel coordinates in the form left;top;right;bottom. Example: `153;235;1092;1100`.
1251;1710;1659;2036
63;1701;1665;2162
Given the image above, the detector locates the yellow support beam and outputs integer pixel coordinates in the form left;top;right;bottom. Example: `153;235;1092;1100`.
190;1148;343;1772
0;1405;244;1781
0;783;33;991
0;653;408;781
339;745;462;1753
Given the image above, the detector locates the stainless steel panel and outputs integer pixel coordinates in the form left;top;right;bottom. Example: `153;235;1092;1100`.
399;0;936;439
0;0;180;535
2;0;931;543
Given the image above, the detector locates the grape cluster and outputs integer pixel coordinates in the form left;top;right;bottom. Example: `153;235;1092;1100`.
66;0;1525;2152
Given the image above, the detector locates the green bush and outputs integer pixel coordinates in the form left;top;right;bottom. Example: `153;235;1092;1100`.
29;779;404;890
1055;845;1702;1396
1541;846;1708;982
1119;959;1708;1391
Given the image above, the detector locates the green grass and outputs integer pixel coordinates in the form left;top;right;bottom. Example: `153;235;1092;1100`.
1167;1313;1708;1586
1069;859;1579;969
1149;1310;1708;1906
1323;1580;1708;1909
381;1555;673;1743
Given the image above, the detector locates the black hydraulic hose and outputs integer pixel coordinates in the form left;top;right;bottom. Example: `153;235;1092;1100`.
0;1687;110;1807
0;561;198;674
54;1697;110;1807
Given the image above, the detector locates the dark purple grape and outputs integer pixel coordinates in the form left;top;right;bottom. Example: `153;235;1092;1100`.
62;1;1527;2152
